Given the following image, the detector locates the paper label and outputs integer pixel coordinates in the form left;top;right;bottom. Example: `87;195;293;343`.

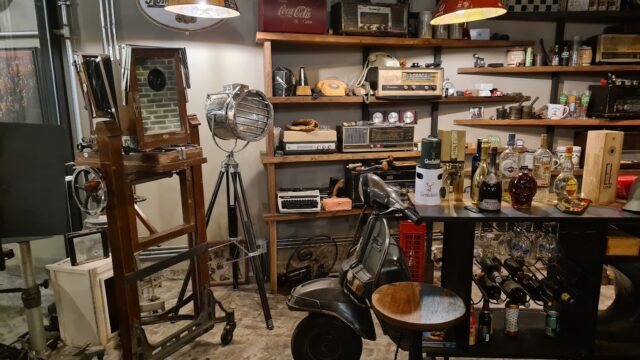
566;179;578;197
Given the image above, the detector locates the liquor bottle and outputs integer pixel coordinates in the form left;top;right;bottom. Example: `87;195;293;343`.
478;256;503;283
476;273;503;301
508;166;537;209
498;133;520;202
567;91;578;118
478;299;492;344
553;146;579;200
501;278;528;306
471;139;490;204
471;138;483;179
560;46;570;66
532;134;553;203
479;147;502;212
551;45;560;66
542;275;577;305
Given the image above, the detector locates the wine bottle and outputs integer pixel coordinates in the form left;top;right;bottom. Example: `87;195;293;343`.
501;278;528;306
478;299;492;345
471;138;483;179
471;139;490;204
476;274;502;301
478;256;503;283
542;275;577;305
478;147;502;212
519;273;553;306
502;257;524;276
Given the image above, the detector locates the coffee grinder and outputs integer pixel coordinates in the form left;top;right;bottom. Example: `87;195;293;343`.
415;136;444;205
438;130;466;202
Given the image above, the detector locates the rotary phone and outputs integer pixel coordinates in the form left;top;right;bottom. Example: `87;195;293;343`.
316;78;348;96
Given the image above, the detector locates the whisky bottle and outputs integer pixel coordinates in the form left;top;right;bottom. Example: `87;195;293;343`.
478;147;502;212
471;139;490;204
552;146;579;200
498;133;520;202
532;134;553;203
471;138;483;179
508;166;537;209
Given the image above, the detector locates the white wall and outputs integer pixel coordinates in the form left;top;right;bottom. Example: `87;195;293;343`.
66;1;608;247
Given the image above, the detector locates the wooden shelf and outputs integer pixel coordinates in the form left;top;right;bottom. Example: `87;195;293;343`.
454;119;640;127
257;32;533;48
263;208;369;222
494;10;640;23
261;151;420;164
458;65;640;75
269;95;530;105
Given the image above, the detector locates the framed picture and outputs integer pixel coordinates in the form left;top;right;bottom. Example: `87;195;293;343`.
65;228;110;266
0;48;42;124
208;241;249;286
470;106;484;119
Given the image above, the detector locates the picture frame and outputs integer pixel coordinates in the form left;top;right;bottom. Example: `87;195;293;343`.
0;48;42;124
470;106;484;119
65;228;110;266
208;240;249;286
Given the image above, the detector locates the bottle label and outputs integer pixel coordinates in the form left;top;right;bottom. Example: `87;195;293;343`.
479;199;501;211
500;160;518;177
565;179;577;197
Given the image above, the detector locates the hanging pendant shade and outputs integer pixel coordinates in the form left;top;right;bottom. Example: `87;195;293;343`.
164;0;240;19
430;0;506;25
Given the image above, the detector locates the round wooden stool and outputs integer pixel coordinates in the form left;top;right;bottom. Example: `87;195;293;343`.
372;282;466;360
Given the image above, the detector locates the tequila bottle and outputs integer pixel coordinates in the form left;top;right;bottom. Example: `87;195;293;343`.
498;133;520;202
553;146;579;200
532;134;553;202
471;139;490;204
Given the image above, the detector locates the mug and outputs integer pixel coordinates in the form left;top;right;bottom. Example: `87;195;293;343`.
547;104;569;119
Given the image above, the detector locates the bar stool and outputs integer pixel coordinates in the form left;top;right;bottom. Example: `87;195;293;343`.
372;282;466;360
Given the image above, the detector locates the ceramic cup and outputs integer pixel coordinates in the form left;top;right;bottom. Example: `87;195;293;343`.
547;104;570;119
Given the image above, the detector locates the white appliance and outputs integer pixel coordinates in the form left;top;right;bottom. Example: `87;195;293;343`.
46;257;117;347
414;166;443;206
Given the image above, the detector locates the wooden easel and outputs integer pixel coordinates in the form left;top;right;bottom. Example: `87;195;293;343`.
76;116;232;359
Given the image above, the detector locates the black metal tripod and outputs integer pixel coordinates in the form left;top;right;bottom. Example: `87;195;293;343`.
205;152;273;330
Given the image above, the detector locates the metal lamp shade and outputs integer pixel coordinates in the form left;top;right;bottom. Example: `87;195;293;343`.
431;0;506;25
164;0;240;18
206;84;273;142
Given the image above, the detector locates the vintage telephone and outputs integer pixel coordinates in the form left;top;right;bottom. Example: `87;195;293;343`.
367;52;400;68
351;52;400;101
316;78;348;96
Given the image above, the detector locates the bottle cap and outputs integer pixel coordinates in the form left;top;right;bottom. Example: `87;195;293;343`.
565;146;573;155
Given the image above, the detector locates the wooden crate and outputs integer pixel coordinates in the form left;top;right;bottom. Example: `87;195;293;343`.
607;234;640;256
581;130;624;205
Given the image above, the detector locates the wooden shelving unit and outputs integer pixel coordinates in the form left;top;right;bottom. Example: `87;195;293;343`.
458;65;640;75
454;119;640;127
263;208;371;222
261;150;420;164
494;10;640;22
269;95;530;105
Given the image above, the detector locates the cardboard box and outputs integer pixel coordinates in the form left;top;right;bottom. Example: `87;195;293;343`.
438;130;466;162
259;0;327;34
581;130;624;205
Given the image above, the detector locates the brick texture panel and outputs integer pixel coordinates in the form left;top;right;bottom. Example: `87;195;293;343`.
136;58;182;135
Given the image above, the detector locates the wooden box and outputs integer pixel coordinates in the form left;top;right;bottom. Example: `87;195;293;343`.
438;130;466;162
259;0;327;34
581;130;624;205
607;228;640;256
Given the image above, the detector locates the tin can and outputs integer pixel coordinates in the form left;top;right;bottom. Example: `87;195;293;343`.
579;46;592;66
433;25;448;39
504;302;519;336
525;47;534;67
449;23;464;39
420;137;441;169
545;310;559;337
418;11;432;39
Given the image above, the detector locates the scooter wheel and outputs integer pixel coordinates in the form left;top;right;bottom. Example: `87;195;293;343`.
291;314;362;360
221;328;233;346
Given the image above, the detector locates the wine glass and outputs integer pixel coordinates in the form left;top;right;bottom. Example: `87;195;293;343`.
537;223;559;264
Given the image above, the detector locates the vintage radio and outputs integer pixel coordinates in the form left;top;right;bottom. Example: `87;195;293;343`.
281;129;337;155
331;1;408;37
337;124;414;152
345;165;415;207
277;189;321;213
366;67;443;99
587;84;640;119
596;34;640;63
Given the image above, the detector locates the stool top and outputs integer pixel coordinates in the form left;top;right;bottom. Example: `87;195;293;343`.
371;282;466;331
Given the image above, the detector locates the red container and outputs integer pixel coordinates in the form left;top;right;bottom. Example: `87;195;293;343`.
259;0;327;34
399;221;427;282
617;175;638;199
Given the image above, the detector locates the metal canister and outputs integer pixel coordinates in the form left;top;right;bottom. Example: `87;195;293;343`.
433;25;448;39
449;23;464;39
506;47;526;67
525;47;534;67
545;310;559;338
418;11;432;38
496;106;508;119
509;105;523;120
579;46;593;66
505;302;519;336
420;137;441;169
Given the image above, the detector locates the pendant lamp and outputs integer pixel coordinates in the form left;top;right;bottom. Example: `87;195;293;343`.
164;0;240;19
430;0;506;25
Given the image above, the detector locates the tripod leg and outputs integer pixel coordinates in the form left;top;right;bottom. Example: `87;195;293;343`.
231;171;274;330
205;169;227;227
226;167;240;290
173;267;192;316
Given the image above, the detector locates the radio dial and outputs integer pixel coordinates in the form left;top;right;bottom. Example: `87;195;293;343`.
411;85;417;90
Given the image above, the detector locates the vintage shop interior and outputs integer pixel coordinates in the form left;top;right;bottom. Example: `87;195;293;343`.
1;0;640;359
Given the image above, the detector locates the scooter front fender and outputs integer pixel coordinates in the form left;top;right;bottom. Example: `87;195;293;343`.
287;277;376;341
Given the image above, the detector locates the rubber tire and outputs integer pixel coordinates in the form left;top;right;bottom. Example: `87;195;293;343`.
291;314;363;360
221;329;233;346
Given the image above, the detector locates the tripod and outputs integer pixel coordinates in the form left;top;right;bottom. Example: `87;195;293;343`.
205;152;273;330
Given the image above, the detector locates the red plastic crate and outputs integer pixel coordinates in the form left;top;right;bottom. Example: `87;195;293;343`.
399;221;427;282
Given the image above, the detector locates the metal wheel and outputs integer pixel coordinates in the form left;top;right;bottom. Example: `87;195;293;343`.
291;314;362;360
220;324;234;345
71;167;107;215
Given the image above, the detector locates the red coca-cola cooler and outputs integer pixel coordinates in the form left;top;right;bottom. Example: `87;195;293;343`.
259;0;327;34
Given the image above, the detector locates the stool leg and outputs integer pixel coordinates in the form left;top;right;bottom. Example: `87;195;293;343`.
408;331;423;360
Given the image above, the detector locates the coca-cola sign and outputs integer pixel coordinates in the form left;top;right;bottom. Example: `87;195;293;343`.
259;0;327;34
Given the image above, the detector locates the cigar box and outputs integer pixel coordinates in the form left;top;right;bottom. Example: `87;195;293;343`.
581;130;624;205
438;130;466;162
